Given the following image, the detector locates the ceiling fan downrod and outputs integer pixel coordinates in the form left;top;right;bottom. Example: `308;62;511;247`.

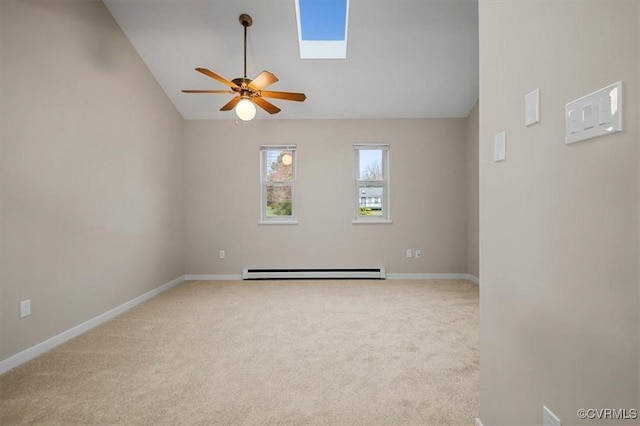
239;14;252;81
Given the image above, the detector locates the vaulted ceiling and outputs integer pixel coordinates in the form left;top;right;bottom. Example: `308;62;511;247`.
104;0;478;120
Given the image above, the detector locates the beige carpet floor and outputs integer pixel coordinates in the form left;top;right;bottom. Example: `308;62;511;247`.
0;279;479;425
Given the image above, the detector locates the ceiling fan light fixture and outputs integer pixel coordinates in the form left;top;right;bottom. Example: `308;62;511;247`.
236;98;256;121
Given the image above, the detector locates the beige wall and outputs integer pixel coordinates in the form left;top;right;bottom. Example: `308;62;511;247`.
479;1;639;424
0;0;184;360
184;118;468;275
466;102;479;279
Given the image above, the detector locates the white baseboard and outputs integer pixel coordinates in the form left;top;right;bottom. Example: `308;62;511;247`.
386;273;479;284
466;274;480;285
185;274;243;281
475;418;484;426
185;273;479;283
0;275;186;375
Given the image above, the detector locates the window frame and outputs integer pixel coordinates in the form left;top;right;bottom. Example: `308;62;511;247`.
260;145;298;224
353;144;391;223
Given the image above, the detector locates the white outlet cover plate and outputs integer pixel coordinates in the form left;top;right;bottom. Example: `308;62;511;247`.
565;81;622;144
20;300;31;318
543;405;561;426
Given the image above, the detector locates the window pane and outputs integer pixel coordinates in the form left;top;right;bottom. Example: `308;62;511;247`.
357;184;383;216
266;185;292;217
358;149;383;181
265;150;293;182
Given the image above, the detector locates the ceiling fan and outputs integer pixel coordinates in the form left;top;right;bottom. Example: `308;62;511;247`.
182;13;306;121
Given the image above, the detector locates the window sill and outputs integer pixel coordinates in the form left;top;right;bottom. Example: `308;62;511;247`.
259;220;299;225
352;219;393;224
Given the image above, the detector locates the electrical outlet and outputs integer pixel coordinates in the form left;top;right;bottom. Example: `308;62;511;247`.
543;406;561;426
219;250;226;259
20;299;31;318
406;249;412;258
414;250;421;259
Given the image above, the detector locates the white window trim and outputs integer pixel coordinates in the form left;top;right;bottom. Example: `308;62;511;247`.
353;144;391;224
260;145;298;224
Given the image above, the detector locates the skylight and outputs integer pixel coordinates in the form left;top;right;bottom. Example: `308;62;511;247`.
295;0;349;59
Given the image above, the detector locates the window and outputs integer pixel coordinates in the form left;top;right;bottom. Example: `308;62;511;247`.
354;144;390;222
295;0;349;59
260;145;297;223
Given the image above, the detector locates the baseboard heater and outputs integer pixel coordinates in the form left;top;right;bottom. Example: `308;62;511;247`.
242;267;386;280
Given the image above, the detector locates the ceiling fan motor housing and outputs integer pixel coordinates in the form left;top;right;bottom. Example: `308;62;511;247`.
232;77;252;88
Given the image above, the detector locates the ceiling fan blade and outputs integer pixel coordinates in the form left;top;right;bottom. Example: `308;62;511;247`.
248;71;278;91
253;97;281;114
182;90;233;94
195;68;239;89
260;90;306;102
220;96;241;111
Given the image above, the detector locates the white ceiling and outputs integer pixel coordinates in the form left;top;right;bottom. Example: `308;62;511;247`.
104;0;478;120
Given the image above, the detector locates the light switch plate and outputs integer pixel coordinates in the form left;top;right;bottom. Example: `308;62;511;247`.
494;131;506;162
525;88;540;126
565;81;622;144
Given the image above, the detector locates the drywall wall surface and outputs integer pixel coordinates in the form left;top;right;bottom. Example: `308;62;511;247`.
0;0;184;361
184;118;467;275
479;1;639;424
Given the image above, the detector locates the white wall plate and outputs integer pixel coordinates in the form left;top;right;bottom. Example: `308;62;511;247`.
525;88;540;126
494;131;506;162
565;81;622;144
